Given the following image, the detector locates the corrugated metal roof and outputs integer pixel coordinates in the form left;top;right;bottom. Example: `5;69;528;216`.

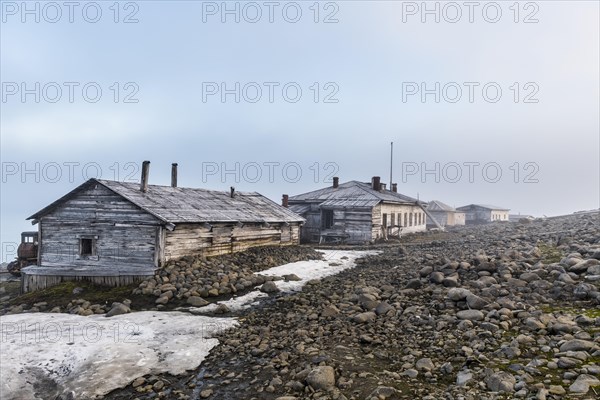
28;179;305;224
289;180;418;204
320;199;380;208
288;204;311;214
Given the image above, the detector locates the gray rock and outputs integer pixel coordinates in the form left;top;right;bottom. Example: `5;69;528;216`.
524;317;545;330
415;358;434;371
447;288;471;301
557;357;581;369
403;369;418;378
260;281;280;293
375;302;395;315
442;277;459;287
573;282;595;299
306;366;335;391
587;264;600;275
353;311;376;323
72;287;84;295
569;374;600;393
476;276;498;287
519;272;540;282
466;293;487;309
570;259;600;273
429;271;444;284
485;371;516;392
214;304;230;314
406;279;422;289
187;296;209;307
456;310;484;321
321;305;340;317
105;302;130;317
559;339;599;353
456;370;473;386
366;386;399;399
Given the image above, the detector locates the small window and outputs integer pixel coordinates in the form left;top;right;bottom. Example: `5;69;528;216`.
382;213;388;228
321;210;334;229
391;213;395;226
79;238;96;256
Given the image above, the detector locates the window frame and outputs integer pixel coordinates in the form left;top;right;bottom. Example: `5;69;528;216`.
321;209;334;229
76;234;99;260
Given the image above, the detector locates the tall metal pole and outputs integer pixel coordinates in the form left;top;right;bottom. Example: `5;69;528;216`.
389;142;393;189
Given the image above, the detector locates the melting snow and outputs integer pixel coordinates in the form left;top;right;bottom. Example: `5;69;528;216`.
0;249;376;399
0;312;235;399
190;249;378;313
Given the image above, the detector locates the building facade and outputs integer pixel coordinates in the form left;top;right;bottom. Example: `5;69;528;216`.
426;200;466;228
287;177;426;243
22;163;303;292
456;204;510;224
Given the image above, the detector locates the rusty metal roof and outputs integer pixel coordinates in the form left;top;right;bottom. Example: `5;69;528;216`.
28;179;304;225
289;180;419;205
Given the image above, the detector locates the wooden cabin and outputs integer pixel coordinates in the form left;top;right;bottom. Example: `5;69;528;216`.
21;162;304;292
425;200;466;228
287;176;427;244
456;204;510;224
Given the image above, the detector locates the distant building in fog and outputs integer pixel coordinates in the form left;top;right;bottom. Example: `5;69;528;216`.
425;200;466;228
509;214;535;222
457;204;510;224
287;177;427;243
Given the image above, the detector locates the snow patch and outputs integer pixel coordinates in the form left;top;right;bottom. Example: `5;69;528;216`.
0;250;377;399
0;312;236;399
190;249;378;313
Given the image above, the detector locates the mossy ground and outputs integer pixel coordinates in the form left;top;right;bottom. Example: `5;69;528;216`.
538;243;563;264
5;280;170;311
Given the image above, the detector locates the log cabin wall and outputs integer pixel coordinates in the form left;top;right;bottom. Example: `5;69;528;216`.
164;222;301;260
24;176;306;292
332;207;373;243
38;184;160;273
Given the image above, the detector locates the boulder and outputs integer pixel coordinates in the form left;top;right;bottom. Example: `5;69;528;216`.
187;296;209;307
260;281;280;293
485;371;516;392
306;366;335;391
105;302;130;317
456;310;484;321
353;311;376;323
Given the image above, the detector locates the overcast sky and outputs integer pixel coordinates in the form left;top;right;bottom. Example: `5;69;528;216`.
1;0;599;260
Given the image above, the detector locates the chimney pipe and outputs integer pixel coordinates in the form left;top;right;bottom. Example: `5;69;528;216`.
333;177;339;188
230;186;235;198
140;161;150;193
371;176;381;191
171;163;178;188
282;194;289;208
392;183;397;193
380;183;386;191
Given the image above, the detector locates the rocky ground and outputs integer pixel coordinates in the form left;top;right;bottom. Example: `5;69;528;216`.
0;246;323;316
104;213;600;400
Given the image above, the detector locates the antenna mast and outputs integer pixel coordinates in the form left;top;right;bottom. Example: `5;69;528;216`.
389;141;393;189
